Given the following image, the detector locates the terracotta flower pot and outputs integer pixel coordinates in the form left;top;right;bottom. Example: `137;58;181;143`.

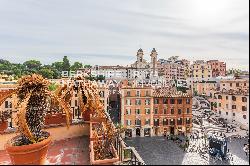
5;133;52;165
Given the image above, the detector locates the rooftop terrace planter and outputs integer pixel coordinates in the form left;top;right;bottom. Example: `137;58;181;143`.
5;132;52;165
45;113;72;126
90;114;107;123
90;141;119;165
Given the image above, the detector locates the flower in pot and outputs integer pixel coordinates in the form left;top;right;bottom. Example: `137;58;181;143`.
1;74;71;165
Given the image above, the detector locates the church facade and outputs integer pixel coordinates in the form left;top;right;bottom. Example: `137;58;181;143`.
90;48;159;80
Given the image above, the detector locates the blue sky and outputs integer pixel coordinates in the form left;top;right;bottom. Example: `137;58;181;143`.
0;0;249;70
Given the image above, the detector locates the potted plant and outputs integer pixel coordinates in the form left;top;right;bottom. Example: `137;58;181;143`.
1;74;71;165
73;77;120;165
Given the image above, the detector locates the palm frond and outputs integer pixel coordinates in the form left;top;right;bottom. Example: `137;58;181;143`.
16;93;35;142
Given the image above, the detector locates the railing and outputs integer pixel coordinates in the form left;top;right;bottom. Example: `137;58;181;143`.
114;135;146;165
105;110;146;165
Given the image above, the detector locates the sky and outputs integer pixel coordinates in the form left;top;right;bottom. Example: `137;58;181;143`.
0;0;249;70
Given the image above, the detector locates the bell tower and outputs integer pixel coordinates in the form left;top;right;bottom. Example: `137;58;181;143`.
137;48;144;63
150;48;158;76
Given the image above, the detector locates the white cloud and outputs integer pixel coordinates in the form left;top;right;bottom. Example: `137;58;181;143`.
0;0;248;70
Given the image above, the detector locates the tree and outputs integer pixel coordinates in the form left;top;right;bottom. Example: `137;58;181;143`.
39;68;54;79
96;75;105;81
52;62;63;72
62;56;70;72
84;65;92;68
0;59;12;71
23;60;42;71
70;62;83;71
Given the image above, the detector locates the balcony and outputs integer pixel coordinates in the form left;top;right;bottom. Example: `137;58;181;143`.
0;115;145;165
0;123;90;165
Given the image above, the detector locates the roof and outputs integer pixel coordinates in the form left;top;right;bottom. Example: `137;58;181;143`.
98;65;127;70
153;88;192;98
217;89;249;96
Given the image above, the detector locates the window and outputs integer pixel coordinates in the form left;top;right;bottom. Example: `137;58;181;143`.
177;118;182;125
242;97;247;102
135;119;141;126
226;112;228;115
154;99;159;104
75;100;77;107
126;99;131;105
171;109;174;114
236;83;239;87
233;113;235;116
145;108;150;114
232;105;236;109
243;115;246;119
164;109;167;114
135;99;141;105
136;109;140;114
230;83;232;87
126;109;131;115
126;120;131;126
177;99;182;104
232;96;236;101
145;99;150;105
163;98;168;104
146;91;150;96
5;101;8;108
186;99;190;104
226;96;228;100
154;108;158;114
219;111;221;114
242;106;247;111
170;99;175;104
136;91;140;97
226;104;228;109
169;119;174;125
145;119;150;125
127;91;131;97
178;109;182;114
219;103;221;107
163;119;168;126
154;119;159;126
187;108;190;114
218;95;222;99
186;118;191;124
